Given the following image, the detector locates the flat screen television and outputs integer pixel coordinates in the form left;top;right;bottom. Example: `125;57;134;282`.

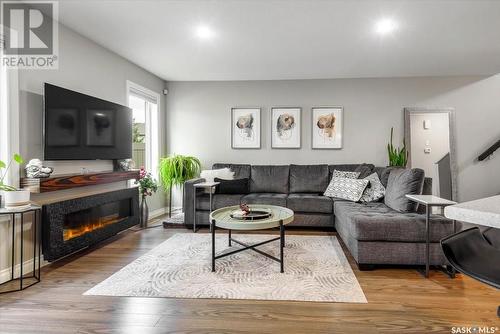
44;83;132;160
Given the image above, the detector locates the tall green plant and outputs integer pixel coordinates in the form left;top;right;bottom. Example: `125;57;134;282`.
387;127;408;167
158;155;201;190
0;154;24;191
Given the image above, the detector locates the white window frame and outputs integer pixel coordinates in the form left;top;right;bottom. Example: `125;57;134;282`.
0;27;20;189
126;80;161;178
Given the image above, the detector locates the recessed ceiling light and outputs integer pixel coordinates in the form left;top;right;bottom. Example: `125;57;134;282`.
375;18;397;35
195;25;214;39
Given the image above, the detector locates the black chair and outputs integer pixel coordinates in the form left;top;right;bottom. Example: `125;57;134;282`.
441;227;500;317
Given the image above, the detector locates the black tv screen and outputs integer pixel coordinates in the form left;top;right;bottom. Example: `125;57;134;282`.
44;83;132;160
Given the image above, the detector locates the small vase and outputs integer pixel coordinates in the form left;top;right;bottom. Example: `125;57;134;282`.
140;195;149;228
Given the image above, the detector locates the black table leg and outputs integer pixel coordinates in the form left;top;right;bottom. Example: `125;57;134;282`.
20;213;24;290
280;220;284;273
211;219;216;272
33;211;36;278
228;229;231;247
11;214;15;281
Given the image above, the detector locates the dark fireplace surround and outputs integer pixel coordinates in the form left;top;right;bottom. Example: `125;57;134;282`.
42;188;139;262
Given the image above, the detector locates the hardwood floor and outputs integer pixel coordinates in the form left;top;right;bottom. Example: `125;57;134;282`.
0;222;498;334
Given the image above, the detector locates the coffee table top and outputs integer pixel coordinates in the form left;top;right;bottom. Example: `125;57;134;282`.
210;204;294;230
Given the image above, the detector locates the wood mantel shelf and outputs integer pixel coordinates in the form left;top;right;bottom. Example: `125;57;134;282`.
21;170;140;193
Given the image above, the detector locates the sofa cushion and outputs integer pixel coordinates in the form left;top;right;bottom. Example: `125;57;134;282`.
334;201;455;242
331;170;360;179
214;177;249;194
289;164;329;193
374;166;399;188
385;168;425;213
241;193;287;206
250;165;289;193
196;194;243;211
286;194;333;213
354;163;375;178
324;177;369;202
212;163;251;179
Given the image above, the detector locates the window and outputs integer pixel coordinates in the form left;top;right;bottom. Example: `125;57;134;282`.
127;81;160;178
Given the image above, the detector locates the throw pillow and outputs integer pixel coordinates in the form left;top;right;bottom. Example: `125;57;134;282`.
360;173;385;203
200;168;234;183
324;177;369;202
354;163;374;179
331;170;360;179
384;168;425;213
214;178;249;194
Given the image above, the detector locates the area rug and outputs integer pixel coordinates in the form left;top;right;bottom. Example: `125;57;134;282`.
84;234;367;303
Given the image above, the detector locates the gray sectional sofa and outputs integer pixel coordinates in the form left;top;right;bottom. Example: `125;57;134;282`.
184;163;456;269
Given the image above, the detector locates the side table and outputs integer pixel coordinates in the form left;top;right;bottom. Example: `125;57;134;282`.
406;195;457;278
193;182;220;232
0;204;42;293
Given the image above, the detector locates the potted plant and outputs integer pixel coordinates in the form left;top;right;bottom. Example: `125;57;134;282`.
387;127;408;167
0;154;29;208
135;167;158;228
159;154;201;217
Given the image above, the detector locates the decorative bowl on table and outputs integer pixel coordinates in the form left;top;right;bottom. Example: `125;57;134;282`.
230;206;272;221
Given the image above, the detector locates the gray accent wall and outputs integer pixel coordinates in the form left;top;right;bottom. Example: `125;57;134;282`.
166;75;500;204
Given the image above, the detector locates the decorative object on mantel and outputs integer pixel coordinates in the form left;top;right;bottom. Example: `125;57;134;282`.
113;159;135;172
387;127;408;167
159;154;201;218
135;167;158;228
0;154;30;208
25;159;54;178
20;170;140;193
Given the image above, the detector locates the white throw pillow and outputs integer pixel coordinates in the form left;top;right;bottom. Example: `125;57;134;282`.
360;173;386;203
324;177;369;202
332;170;360;179
200;168;235;183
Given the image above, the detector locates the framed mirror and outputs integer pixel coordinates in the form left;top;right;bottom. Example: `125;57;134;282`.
404;107;458;201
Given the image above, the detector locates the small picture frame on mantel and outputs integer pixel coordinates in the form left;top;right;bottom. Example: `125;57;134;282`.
311;106;343;149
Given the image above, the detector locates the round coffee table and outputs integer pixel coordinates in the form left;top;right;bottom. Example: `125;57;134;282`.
209;204;294;273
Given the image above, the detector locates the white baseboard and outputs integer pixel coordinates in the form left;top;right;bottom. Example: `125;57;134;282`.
0;255;47;284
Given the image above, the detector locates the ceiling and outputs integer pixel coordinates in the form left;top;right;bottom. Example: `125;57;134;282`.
56;0;500;81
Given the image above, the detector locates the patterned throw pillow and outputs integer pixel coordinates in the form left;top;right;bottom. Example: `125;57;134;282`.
331;170;360;179
324;177;369;202
360;173;386;203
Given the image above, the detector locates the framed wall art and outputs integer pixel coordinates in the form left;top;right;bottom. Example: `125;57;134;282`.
311;106;343;149
271;107;301;149
231;107;261;149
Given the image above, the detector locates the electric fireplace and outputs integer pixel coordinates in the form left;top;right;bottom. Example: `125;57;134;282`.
42;188;139;261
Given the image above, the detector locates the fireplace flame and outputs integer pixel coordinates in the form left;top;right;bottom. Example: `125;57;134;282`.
63;214;124;241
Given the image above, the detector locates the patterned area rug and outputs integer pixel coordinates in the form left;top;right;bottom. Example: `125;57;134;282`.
84;234;367;303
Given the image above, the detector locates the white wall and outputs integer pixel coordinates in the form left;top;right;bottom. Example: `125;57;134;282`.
1;23;168;280
166;75;500;205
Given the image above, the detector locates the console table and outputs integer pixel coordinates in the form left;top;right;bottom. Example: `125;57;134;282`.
0;205;42;294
